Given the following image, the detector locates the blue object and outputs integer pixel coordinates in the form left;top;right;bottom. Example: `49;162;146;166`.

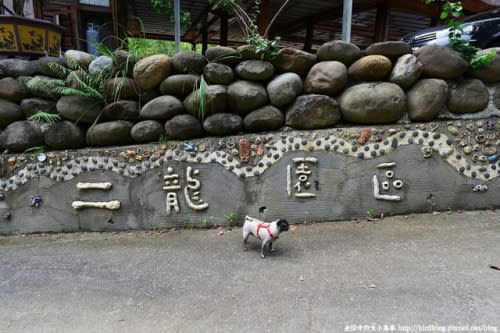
488;155;498;162
86;23;99;55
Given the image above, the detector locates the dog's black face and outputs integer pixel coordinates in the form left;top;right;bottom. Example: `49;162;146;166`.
277;219;290;232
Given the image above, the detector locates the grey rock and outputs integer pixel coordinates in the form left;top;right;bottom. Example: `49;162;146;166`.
447;79;489;114
56;96;104;124
0;121;44;152
389;54;423;90
415;45;469;79
236;45;260;61
86;120;135;146
24;75;62;100
365;41;412;59
140;89;160;104
184;85;227;117
140;95;184;121
34;56;67;77
113;49;135;75
20;98;57;118
89;56;114;75
133;54;171;90
243;105;284;132
227;80;268;115
205;46;241;67
203;113;243;136
286;94;341;130
467;47;500;83
0;77;29;102
339;82;406;124
235;60;275;81
102;100;140;121
0;59;37;77
305;61;347;96
159;74;199;98
165;114;204;140
407;79;448;121
267;73;303;107
172;51;207;74
272;48;316;76
348;55;393;81
0;98;25;128
317;40;362;66
203;63;234;85
131;120;164;143
104;77;138;101
44;120;85;149
64;50;96;69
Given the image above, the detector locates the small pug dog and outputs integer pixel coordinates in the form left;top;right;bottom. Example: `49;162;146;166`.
243;215;290;258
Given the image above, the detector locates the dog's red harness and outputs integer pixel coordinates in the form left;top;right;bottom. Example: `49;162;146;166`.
256;223;279;241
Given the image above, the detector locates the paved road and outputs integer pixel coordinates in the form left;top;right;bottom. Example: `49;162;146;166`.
0;210;499;333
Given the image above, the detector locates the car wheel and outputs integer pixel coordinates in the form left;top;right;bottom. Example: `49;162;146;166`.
487;39;500;48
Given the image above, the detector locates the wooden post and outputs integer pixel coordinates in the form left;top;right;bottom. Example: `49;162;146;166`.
220;11;228;46
202;15;208;55
303;19;313;52
258;0;270;36
374;1;389;42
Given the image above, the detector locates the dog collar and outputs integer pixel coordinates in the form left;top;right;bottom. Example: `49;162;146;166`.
257;223;279;241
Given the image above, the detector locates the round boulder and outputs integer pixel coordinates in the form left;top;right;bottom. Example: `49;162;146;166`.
103;100;140;121
267;73;303;107
243;105;284;132
348;55;392;81
415;45;469;79
44;120;85;149
86;120;135;146
184;85;227;117
227;80;268;115
203;113;243;136
34;56;67;77
21;98;57;118
286;94;341;130
0;77;29;102
407;79;448;121
305;61;347;96
0;59;37;77
447;79;489;114
205;46;240;67
467;47;500;83
159;74;199;98
104;77;138;101
203;63;234;85
365;41;412;59
236;45;260;61
64;50;95;69
131;120;164;143
389;54;423;90
0;121;44;152
89;55;114;75
139;95;184;121
317;40;362;66
235;60;275;81
56;96;104;124
172;51;207;74
133;54;171;90
0;98;25;128
272;48;316;76
165;114;204;140
339;82;406;124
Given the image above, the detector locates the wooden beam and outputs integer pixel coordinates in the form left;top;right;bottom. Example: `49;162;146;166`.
258;0;270;36
220;11;228;46
461;0;497;13
303;19;313;52
387;0;440;17
374;1;389;42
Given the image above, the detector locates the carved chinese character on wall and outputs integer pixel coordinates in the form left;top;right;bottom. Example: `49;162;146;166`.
286;157;319;198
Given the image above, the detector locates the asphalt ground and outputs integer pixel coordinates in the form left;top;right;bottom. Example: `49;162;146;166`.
0;210;499;333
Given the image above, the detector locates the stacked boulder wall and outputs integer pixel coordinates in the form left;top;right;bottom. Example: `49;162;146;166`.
365;41;412;59
203;63;234;85
389;54;423;90
44;120;85;149
467;48;500;83
160;74;200;98
348;55;393;82
339;82;406;124
447;79;490;114
183;85;228;117
0;98;26;128
286;94;341;130
139;95;184;121
205;46;241;67
272;48;316;76
20;98;57;118
56;96;104;124
316;40;362;66
407;79;448;121
0;77;29;102
131;120;164;143
203;113;243;136
103;100;140;121
244;105;284;132
104;77;138;101
133;54;171;90
172;51;207;74
235;60;275;81
267;73;303;108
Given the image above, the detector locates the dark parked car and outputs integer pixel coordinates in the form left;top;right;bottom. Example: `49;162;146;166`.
401;7;500;49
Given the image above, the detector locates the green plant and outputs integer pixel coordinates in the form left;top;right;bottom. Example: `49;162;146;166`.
366;208;375;219
23;146;45;154
159;133;169;145
303;210;310;224
224;212;236;226
426;193;436;212
201;217;210;228
182;218;193;229
196;75;209;122
27;111;61;124
150;0;191;29
425;0;495;68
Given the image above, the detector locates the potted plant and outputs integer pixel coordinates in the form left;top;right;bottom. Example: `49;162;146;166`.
0;0;63;58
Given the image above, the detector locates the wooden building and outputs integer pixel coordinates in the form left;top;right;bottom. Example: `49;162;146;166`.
30;0;499;53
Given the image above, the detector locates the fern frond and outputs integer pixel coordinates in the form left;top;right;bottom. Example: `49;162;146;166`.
28;112;61;124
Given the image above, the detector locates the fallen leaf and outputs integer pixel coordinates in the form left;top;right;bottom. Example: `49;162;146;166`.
432;211;440;216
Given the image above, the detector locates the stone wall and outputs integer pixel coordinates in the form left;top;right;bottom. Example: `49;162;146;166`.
0;41;500;234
